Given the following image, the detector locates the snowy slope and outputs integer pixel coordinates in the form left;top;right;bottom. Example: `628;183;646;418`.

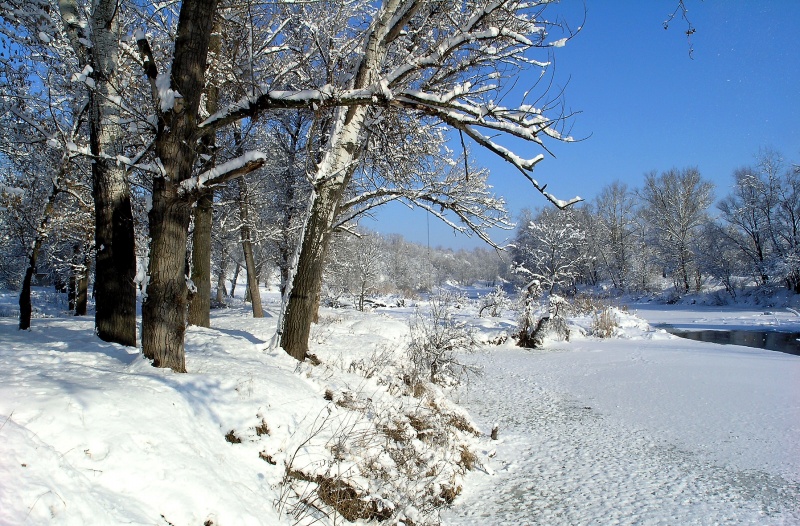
0;294;479;526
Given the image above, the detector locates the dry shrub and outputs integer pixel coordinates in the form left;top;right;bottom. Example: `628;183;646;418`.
407;413;431;441
381;421;408;442
280;329;483;525
224;430;241;444
592;307;619;338
446;412;481;437
437;483;461;504
571;294;605;315
259;451;277;465
407;291;481;386
348;345;395;380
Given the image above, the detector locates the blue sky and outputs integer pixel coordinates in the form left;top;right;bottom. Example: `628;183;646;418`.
370;0;800;250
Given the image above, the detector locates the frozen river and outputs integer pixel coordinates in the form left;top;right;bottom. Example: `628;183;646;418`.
442;306;800;525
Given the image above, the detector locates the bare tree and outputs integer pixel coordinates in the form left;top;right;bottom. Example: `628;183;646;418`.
590;181;638;290
512;207;589;294
638;168;714;293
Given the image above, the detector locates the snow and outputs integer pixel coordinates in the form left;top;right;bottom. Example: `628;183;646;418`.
1;288;798;525
156;70;181;113
441;305;800;525
70;65;95;89
633;302;800;332
179;151;267;194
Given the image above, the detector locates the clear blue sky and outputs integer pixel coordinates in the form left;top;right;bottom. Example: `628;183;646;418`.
370;0;800;250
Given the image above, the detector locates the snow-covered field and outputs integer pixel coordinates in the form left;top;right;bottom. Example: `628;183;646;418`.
1;288;798;525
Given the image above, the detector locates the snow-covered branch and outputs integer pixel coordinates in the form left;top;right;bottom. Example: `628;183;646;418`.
178;152;268;196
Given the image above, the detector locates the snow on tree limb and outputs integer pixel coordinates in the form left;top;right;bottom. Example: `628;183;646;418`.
178;152;268;196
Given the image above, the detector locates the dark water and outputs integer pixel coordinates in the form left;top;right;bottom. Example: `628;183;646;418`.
661;326;800;356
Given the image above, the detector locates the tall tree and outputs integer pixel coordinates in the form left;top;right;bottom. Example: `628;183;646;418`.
639;168;713;293
58;0;138;346
590;181;637;290
131;0;574;369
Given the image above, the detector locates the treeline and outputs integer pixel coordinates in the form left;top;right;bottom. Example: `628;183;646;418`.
512;150;800;299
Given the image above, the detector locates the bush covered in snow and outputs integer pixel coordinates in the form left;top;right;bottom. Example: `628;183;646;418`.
407;291;482;386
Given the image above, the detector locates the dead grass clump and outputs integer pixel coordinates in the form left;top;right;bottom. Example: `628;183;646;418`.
286;469;393;522
438;483;461;504
381;422;408;442
259;451;277;465
255;419;270;436
317;477;393;522
446;413;481;436
427;398;481;436
407;414;431;440
458;445;477;471
412;382;427;398
224;430;241;444
571;294;603;315
403;375;429;398
486;333;509;346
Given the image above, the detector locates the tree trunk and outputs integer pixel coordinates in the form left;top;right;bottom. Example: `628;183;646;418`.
88;0;138;347
68;247;77;312
142;184;192;372
19;260;37;331
277;0;402;359
19;181;61;330
188;189;213;327
216;247;228;304
238;177;263;318
75;249;89;316
230;262;241;297
141;0;219;371
187;24;220;328
281;184;343;360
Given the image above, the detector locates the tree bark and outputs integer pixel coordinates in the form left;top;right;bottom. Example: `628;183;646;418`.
281;183;344;360
68;244;79;312
142;0;219;372
216;245;228;304
188;189;213;327
59;0;137;345
230;262;240;298
143;183;192;371
278;0;397;358
75;249;89;316
89;0;138;346
187;24;220;328
238;177;264;318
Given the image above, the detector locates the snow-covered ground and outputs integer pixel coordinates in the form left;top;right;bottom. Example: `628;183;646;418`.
1;288;798;525
442;337;800;525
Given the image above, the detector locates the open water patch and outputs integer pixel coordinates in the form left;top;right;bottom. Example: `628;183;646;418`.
661;326;800;356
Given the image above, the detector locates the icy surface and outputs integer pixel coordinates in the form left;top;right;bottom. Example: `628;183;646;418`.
442;321;800;524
